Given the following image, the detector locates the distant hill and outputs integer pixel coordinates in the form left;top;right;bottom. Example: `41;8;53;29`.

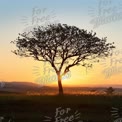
0;82;41;93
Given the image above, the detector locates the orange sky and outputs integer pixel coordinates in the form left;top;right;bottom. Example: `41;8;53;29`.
0;51;122;87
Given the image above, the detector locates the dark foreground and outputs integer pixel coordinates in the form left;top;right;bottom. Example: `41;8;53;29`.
0;94;122;122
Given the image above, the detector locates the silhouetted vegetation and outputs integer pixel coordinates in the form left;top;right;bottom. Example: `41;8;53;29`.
11;23;115;95
105;87;115;95
0;95;122;122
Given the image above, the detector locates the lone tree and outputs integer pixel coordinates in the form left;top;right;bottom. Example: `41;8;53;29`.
11;23;115;95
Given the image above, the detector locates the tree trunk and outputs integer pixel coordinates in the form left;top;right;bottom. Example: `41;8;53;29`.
57;74;63;95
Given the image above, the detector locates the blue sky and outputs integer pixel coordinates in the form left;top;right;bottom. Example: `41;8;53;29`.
0;0;122;43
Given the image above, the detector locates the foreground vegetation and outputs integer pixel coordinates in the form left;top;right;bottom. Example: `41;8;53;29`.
0;94;122;122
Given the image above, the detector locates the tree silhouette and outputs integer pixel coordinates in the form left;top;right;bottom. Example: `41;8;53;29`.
105;87;115;95
11;23;115;95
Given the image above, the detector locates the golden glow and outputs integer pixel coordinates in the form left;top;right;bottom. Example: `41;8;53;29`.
1;48;122;87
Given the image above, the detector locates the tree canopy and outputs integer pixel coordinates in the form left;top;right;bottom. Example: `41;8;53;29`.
11;23;115;95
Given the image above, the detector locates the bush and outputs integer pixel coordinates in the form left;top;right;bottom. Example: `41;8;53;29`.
105;87;115;95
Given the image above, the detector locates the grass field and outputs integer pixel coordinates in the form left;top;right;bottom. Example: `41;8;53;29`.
0;94;122;122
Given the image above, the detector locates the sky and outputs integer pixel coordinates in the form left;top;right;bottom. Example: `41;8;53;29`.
0;0;122;87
